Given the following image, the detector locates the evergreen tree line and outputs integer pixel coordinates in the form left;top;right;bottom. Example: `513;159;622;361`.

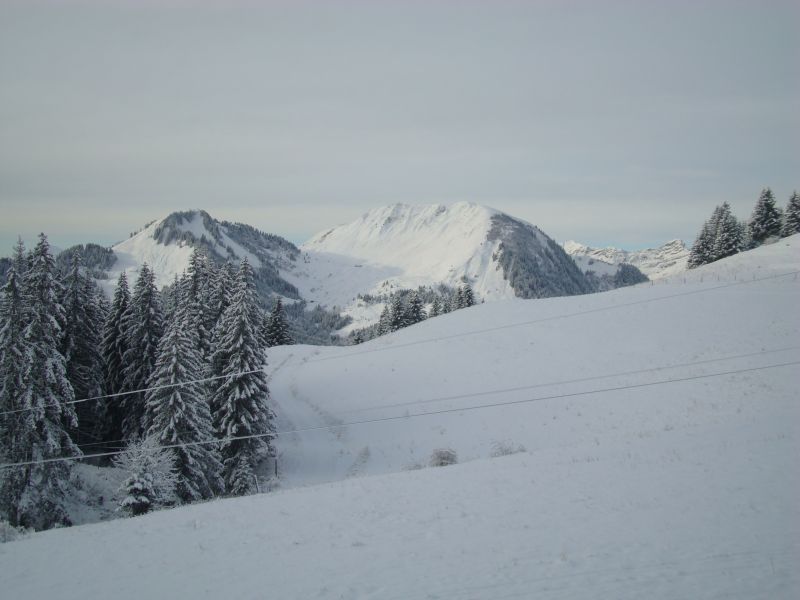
0;239;292;529
349;283;476;344
688;188;800;269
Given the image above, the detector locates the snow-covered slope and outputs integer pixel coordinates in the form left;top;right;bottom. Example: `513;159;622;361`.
564;238;689;279
4;236;798;600
290;202;592;329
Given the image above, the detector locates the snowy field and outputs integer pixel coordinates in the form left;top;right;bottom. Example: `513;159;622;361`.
2;236;799;599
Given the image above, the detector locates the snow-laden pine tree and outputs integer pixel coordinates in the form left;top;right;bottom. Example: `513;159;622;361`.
264;297;293;347
101;272;130;442
144;294;223;502
185;249;215;360
59;255;105;443
461;284;475;307
113;437;178;517
782;191;800;237
0;267;28;516
452;287;465;311
121;264;164;441
377;304;391;336
688;206;724;268
11;237;28;277
4;234;79;529
711;202;743;261
209;261;236;327
749;187;782;245
429;297;442;318
388;295;406;332
406;291;425;325
211;259;273;496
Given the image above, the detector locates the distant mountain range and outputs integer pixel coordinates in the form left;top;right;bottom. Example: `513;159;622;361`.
563;239;689;280
2;204;679;337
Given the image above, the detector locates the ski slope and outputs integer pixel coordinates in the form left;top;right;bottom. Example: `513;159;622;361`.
3;236;799;599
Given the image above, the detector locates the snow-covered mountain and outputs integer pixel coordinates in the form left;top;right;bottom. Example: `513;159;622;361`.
290;202;600;330
563;238;689;280
6;235;798;600
103;210;301;300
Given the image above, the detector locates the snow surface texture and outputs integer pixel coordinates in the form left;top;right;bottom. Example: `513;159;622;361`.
564;238;689;279
3;236;799;599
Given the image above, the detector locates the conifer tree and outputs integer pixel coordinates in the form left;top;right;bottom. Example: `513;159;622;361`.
429;297;442;318
461;284;475;307
0;267;28;523
209;261;236;326
101;272;130;442
452;287;465;311
185;249;215;360
711;202;743;261
60;255;105;443
749;187;782;245
689;204;732;268
11;237;28;277
3;234;79;529
144;299;223;502
121;264;164;441
782;191;800;237
264;297;293;347
388;295;406;332
377;304;391;336
211;259;273;496
406;291;425;325
440;295;451;314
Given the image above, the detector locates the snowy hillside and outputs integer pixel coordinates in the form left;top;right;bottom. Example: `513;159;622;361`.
4;236;798;600
290;202;593;330
104;210;300;298
564;238;689;279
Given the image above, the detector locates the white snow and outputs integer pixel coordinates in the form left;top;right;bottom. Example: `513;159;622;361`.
3;235;799;599
565;239;690;279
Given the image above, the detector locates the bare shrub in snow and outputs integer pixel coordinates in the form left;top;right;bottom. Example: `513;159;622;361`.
403;461;424;471
429;448;458;467
113;437;179;516
490;440;527;458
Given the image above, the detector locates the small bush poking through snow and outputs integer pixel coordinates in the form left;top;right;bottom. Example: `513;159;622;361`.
490;440;527;458
403;461;424;471
0;520;32;543
429;448;458;467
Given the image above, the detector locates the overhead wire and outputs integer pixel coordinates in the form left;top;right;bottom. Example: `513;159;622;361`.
1;358;796;470
338;345;800;414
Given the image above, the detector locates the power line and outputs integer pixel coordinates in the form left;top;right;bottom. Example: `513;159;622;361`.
308;269;800;364
1;359;796;470
0;368;266;418
339;345;800;415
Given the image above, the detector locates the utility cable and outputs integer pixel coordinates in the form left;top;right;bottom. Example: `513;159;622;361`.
1;359;796;470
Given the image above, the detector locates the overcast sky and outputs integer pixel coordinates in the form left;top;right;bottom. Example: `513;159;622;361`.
0;0;797;253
